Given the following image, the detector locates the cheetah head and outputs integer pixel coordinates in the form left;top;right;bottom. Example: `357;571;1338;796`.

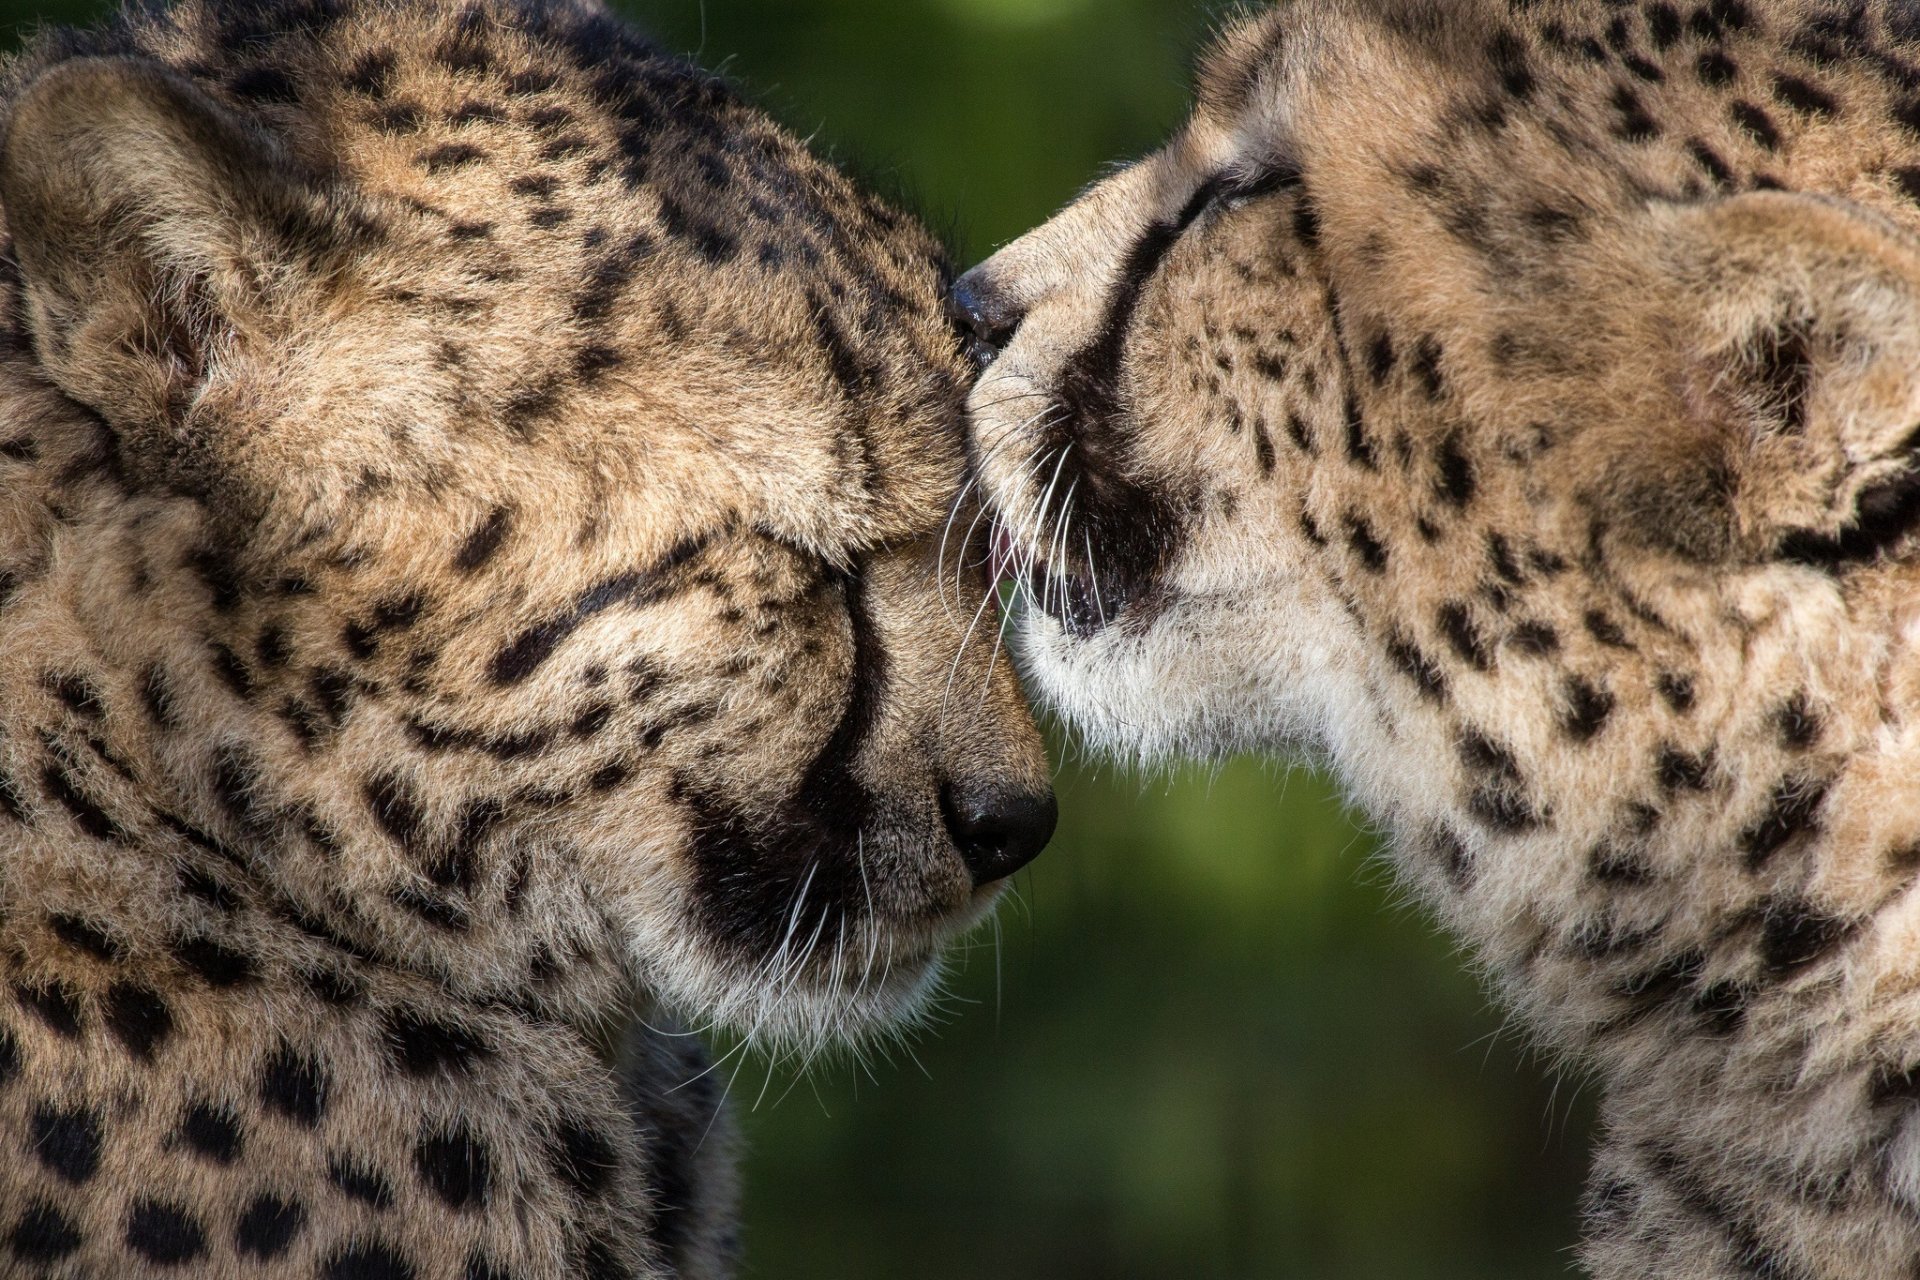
959;2;1920;902
0;36;1051;1052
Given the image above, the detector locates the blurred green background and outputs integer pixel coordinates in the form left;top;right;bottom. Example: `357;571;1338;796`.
0;0;1593;1274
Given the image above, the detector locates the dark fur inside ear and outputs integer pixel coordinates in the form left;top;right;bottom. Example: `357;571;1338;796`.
0;57;359;444
1744;317;1815;436
1776;432;1920;569
1620;193;1920;568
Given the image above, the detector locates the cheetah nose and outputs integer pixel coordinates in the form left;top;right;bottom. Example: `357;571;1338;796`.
940;780;1057;886
945;271;1026;369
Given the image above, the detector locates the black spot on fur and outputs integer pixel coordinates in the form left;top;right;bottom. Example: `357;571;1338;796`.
48;913;119;961
322;1240;417;1280
103;984;173;1060
419;142;486;172
188;546;242;611
1656;672;1696;713
179;1101;244;1164
1583;610;1631;649
7;1201;82;1261
1345;516;1388;572
1486;533;1525;586
1437;602;1489;670
1610;84;1661;138
1773;73;1838;115
547;1120;619;1197
382;1009;491;1077
1459;729;1522;781
1777;463;1920;567
173;934;255;988
1429;826;1475;888
30;1105;101;1184
44;672;103;719
1387;632;1448;700
328;1156;395;1210
1590;841;1655;885
235;1195;305;1259
364;774;424;853
1366;331;1396;384
15;981;82;1038
1466;785;1541;832
1251;419;1276;475
1686;139;1735;187
259;1046;328;1127
1872;1061;1920;1107
1774;694;1821;749
1611;948;1707;1025
415;1123;491;1211
1646;2;1681;46
42;760;124;842
1508;621;1559;655
1562;676;1616;741
1488;29;1536;98
125;1200;206;1265
1343;392;1376;469
1656;745;1713;792
0;770;22;824
1731;100;1781;148
1434;435;1474;506
1741;776;1828;871
1759;900;1853;975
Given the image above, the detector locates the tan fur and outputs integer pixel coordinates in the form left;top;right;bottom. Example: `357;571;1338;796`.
0;0;1050;1276
962;1;1920;1274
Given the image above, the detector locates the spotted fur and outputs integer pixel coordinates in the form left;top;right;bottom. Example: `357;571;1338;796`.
962;1;1920;1274
0;0;1052;1275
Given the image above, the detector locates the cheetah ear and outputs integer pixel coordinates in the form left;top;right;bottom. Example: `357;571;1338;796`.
1620;191;1920;566
0;58;345;449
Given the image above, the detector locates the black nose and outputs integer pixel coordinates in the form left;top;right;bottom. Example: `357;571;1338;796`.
945;271;1027;369
940;780;1057;886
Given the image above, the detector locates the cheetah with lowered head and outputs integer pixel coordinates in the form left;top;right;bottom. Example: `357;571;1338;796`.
957;0;1920;1274
0;0;1056;1275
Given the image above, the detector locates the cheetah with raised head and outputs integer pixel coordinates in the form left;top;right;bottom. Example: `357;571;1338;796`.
957;0;1920;1273
0;0;1057;1275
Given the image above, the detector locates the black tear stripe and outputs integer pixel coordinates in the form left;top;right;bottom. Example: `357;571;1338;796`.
684;568;883;960
1031;179;1232;622
489;533;711;684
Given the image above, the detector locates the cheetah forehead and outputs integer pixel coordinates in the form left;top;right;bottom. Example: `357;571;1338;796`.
0;0;973;562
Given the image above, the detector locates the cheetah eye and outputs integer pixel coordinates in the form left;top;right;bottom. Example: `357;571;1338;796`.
1218;161;1303;211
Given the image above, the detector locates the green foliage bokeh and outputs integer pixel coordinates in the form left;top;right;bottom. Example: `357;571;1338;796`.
0;0;1594;1273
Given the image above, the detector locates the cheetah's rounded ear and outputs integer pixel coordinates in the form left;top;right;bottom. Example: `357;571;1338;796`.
0;57;353;453
1618;191;1920;566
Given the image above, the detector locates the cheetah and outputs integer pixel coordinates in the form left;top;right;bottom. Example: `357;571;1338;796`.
0;0;1056;1276
955;0;1920;1274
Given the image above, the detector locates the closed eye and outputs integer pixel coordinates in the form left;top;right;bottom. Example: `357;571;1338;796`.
1173;162;1303;231
1219;161;1303;209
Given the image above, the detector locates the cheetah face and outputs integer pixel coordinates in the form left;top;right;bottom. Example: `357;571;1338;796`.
0;47;1051;1050
960;2;1920;809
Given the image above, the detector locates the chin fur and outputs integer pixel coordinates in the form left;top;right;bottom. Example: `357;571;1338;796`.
630;889;1004;1061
